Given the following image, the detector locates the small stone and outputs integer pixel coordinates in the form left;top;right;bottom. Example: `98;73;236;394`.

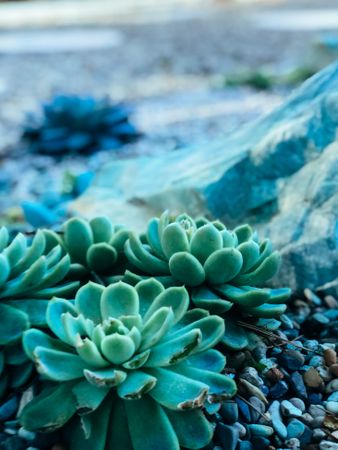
238;441;253;450
328;392;338;402
308;404;325;418
287;419;305;439
309;356;324;367
233;422;246;438
239;379;268;405
325;401;338;414
311;416;324;428
289;398;305;412
269;380;288;399
324;348;337;366
236;398;251;423
299;425;312;445
304;289;322;305
310;312;330;326
285;438;300;449
219;401;238;424
317;366;332;382
323;413;338;431
329;363;338;377
251;436;270;450
278;350;305;371
215;423;239;450
325;379;338;393
319;442;338;450
299;413;314;427
312;428;326;442
240;367;263;387
303;367;324;389
17;428;35;441
308;392;323;404
0;397;19;422
290;372;307;400
249;397;266;423
247;424;273;437
269;400;287;439
324;295;338;308
266;367;285;383
281;400;302;418
252;343;267;361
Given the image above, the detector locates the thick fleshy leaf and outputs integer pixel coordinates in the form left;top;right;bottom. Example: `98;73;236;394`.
90;216;114;243
221;319;248;351
169;252;205;287
122;349;150;370
30;280;79;299
46;298;77;343
84;367;126;388
165;315;224;354
86;243;117;273
3;233;26;266
221;229;237;247
101;282;139;319
191;287;233;314
117;371;157;400
135;278;164;317
244;303;287;318
4;342;27;365
145;329;201;367
234;224;253;244
0;254;10;287
237;240;260;273
101;334;135;365
0;304;29;345
143;286;189;325
20;383;77;432
128;233;169;274
267;287;291;304
110;228;129;252
9;361;33;388
214;284;270;308
72;379;110;414
170;364;237;402
166;408;213;449
147;368;208;410
38;254;70;290
190;224;223;265
23;329;70;360
76;337;110;368
125;396;179;450
10;231;45;277
204;248;243;285
186;349;226;372
140;307;174;351
106;396;133;450
146;218;165;258
234;251;281;286
33;347;87;381
6;300;49;327
62;313;91;346
64;217;94;266
0;227;9;252
75;282;104;324
161;223;190;259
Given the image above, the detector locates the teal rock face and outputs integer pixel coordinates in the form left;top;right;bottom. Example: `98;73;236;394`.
72;61;338;295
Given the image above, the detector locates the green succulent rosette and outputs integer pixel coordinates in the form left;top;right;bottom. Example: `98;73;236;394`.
0;227;77;395
49;216;129;276
124;212;290;350
20;280;236;450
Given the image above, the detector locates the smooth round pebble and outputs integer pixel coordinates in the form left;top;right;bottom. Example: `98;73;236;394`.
289;398;305;412
247;424;273;437
287;419;305;439
325;401;338;414
281;400;302;418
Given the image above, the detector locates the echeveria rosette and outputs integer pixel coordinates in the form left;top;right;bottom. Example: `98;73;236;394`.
48;216;129;277
20;280;236;450
0;227;78;396
22;95;141;156
125;212;291;350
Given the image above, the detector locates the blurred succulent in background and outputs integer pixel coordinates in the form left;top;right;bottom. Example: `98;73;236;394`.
22;95;141;156
48;216;129;277
0;227;78;397
125;212;290;350
20;280;236;449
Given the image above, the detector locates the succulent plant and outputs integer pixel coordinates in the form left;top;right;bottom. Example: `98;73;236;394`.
22;95;141;156
0;227;78;396
20;280;236;449
124;212;290;350
48;216;129;276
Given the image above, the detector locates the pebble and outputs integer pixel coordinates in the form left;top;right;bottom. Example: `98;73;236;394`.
287;419;305;439
325;401;338;414
319;442;338;450
238;441;253;450
308;404;325;417
269;401;287;439
251;436;270;449
285;437;300;449
308;392;322;404
278;350;305;371
325;379;338;393
303;367;324;389
215;423;239;450
324;295;338;308
304;289;322;306
240;367;264;387
309;356;324;367
239;379;268;405
290;372;307;399
299;413;314;427
233;422;246;438
219;401;238;424
328;391;338;402
248;397;266;423
269;381;288;399
247;425;273;437
324;348;337;366
288;398;305;412
312;428;326;442
329;363;338;377
280;400;302;418
266;368;284;382
0;397;19;422
299;425;312;445
236;398;251;423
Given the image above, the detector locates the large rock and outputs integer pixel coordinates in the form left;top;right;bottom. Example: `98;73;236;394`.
71;61;338;294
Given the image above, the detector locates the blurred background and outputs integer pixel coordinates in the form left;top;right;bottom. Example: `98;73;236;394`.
0;0;338;229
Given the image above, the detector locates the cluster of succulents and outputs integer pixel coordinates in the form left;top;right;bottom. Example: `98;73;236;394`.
22;95;141;156
0;212;290;449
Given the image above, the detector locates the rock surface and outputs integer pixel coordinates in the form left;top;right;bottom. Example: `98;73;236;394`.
72;61;338;294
